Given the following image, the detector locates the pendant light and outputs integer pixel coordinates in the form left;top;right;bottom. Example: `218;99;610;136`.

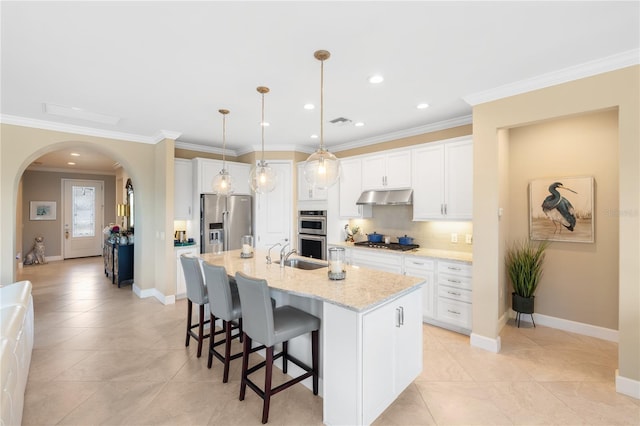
212;109;234;195
303;50;341;190
249;86;277;193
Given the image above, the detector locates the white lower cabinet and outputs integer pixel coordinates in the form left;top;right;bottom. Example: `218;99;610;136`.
436;260;472;332
403;256;436;320
351;249;402;274
362;290;422;425
175;246;199;298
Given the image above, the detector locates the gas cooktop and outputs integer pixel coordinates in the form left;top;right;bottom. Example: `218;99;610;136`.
354;241;419;251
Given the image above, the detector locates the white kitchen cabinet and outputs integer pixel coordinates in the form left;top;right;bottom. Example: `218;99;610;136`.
436;260;472;332
175;246;199;298
351;249;402;274
403;255;436;320
412;139;473;220
362;290;422;425
338;157;372;218
174;159;193;220
362;150;412;190
195;158;251;196
297;163;327;201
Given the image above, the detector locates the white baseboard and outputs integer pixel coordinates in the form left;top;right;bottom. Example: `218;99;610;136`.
132;284;175;305
45;255;63;262
470;332;501;353
510;310;618;342
616;369;640;399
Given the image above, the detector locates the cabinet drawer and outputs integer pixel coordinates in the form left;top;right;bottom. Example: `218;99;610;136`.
403;257;435;272
438;260;472;277
438;285;472;303
437;298;472;329
438;272;472;291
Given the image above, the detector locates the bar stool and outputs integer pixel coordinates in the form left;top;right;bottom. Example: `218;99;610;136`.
234;272;320;424
202;262;244;382
180;255;210;358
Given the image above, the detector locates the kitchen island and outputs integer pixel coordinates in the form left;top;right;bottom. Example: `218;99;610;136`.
200;249;424;426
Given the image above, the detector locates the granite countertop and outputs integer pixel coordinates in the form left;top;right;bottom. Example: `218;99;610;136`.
329;241;473;263
200;249;424;313
174;241;197;247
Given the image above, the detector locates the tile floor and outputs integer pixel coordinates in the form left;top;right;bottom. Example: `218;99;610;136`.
17;257;640;425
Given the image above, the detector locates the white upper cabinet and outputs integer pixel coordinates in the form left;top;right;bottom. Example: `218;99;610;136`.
362;150;412;190
174;159;193;220
297;162;327;201
339;157;372;218
194;157;250;196
412;139;473;220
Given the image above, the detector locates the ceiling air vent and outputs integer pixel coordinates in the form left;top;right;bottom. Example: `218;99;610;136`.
329;117;352;126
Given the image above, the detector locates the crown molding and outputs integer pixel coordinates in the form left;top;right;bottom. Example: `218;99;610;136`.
331;115;473;153
0;114;180;144
463;48;640;106
174;141;229;156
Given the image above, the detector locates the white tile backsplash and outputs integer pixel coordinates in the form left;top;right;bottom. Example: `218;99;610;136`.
349;205;472;252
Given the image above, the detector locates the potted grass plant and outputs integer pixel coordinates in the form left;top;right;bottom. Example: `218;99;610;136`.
506;239;549;317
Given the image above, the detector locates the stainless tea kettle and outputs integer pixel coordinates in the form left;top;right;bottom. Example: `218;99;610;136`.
175;230;186;242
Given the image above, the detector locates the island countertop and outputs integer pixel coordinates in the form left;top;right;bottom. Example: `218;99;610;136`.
200;249;424;312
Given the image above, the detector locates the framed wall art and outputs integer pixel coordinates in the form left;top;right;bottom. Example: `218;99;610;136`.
529;176;594;243
30;201;57;221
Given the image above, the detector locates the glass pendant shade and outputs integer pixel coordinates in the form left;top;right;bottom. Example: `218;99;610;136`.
249;86;277;193
212;168;233;195
304;49;340;190
304;148;341;190
249;160;277;193
212;108;234;195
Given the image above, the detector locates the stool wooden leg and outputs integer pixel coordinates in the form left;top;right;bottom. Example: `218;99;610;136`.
185;300;193;347
312;330;319;395
262;346;274;424
197;304;205;357
223;320;232;383
239;333;251;401
282;341;288;374
207;314;215;368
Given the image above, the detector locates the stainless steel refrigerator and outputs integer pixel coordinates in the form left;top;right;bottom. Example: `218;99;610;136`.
200;194;253;254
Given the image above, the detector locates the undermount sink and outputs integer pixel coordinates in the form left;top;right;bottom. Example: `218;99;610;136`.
275;258;327;270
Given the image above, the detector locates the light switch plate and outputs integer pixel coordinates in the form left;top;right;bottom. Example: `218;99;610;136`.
465;234;473;244
451;233;458;243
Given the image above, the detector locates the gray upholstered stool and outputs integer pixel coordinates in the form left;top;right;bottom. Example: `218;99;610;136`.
235;272;320;424
180;255;211;358
202;262;244;382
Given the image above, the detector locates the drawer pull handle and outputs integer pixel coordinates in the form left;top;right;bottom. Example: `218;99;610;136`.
447;291;461;296
412;262;424;265
447;279;461;284
447;309;461;315
447;266;461;271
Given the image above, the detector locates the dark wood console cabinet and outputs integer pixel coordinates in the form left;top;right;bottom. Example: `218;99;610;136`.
104;241;134;287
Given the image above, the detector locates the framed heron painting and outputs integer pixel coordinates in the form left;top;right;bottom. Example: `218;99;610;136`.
529;176;594;243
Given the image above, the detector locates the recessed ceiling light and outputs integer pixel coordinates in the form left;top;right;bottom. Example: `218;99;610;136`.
354;122;365;127
368;75;384;84
70;152;80;157
417;103;430;109
67;162;76;165
310;134;318;139
303;103;315;110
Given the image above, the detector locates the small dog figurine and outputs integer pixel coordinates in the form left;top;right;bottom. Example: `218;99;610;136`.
24;236;47;265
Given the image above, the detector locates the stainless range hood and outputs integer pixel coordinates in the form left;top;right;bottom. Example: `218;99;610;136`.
356;189;413;205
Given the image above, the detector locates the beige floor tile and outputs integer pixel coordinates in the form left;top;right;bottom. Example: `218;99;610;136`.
19;257;638;426
415;381;513;425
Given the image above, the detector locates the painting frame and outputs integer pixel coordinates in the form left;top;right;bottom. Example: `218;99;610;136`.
529;176;594;243
29;201;57;221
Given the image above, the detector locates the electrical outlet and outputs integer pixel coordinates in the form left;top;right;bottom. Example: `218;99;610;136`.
450;233;458;243
465;234;473;244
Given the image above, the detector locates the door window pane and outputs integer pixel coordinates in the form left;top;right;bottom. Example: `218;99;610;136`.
72;186;96;237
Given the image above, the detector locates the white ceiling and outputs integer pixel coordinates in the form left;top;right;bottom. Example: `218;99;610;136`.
2;1;638;173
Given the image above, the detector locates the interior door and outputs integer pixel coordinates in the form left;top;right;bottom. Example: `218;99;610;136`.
63;179;104;259
254;161;292;250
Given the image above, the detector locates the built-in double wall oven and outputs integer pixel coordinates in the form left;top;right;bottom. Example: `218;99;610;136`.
298;210;326;260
